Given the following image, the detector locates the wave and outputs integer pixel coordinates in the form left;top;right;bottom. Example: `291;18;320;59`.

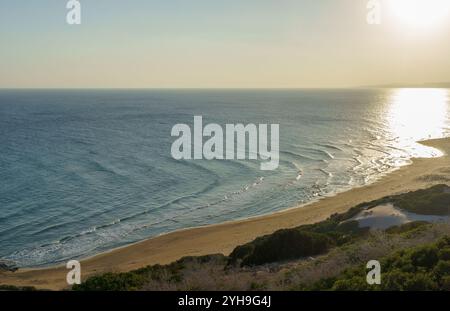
2;89;448;267
316;143;344;152
317;168;333;178
280;150;322;162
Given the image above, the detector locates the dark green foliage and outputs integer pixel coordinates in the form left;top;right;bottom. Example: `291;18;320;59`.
441;276;450;290
178;254;227;265
438;247;450;260
385;221;430;235
231;229;333;267
72;185;450;290
73;254;227;291
72;272;146;291
225;244;254;265
73;260;186;291
433;261;450;280
228;210;369;267
229;185;449;267
331;276;371;291
390;184;450;216
308;236;450;291
0;285;37;291
386;271;438;291
410;246;439;268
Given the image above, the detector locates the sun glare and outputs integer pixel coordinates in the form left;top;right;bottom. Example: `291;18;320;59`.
387;0;450;30
386;88;449;158
387;88;448;148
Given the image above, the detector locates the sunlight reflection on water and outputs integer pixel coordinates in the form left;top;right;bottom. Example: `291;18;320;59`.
386;88;449;158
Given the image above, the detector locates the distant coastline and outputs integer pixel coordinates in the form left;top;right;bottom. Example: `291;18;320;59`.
361;82;450;89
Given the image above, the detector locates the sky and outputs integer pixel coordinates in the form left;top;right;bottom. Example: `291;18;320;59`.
1;0;450;88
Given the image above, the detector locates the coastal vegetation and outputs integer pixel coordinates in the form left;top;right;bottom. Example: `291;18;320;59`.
307;236;450;291
390;184;450;216
71;184;450;291
1;184;447;291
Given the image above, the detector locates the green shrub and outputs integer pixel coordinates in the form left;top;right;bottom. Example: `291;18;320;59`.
73;272;146;291
438;247;450;261
331;276;370;291
228;211;369;267
73;261;185;291
392;184;450;216
385;221;430;235
433;261;450;281
230;229;333;267
308;236;450;291
410;246;439;268
403;272;438;291
440;276;450;290
0;285;37;291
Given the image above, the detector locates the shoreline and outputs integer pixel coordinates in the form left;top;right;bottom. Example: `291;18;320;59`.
1;138;449;290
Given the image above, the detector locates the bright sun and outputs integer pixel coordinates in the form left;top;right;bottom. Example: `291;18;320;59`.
387;0;450;30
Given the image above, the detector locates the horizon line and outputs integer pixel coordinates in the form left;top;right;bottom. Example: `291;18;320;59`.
1;85;450;91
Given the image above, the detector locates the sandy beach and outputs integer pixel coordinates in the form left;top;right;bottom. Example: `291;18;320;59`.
1;138;449;290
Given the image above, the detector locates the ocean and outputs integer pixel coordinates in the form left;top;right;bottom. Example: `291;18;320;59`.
0;88;449;267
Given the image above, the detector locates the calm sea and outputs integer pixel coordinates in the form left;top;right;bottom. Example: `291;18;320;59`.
0;89;449;267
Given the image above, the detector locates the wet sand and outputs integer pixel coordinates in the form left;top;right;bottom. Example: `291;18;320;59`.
1;138;449;290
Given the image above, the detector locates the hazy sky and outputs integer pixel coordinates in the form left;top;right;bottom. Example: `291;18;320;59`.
1;0;450;88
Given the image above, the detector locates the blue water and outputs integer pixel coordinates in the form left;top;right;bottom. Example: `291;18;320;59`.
0;89;449;267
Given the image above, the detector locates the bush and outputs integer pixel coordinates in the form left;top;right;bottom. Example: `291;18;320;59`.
228;210;369;267
433;261;450;281
438;247;450;261
392;184;450;216
440;276;450;290
73;272;146;291
403;272;438;291
410;246;439;268
309;236;450;291
331;277;370;291
229;229;333;266
0;285;37;291
73;261;185;291
385;221;429;235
